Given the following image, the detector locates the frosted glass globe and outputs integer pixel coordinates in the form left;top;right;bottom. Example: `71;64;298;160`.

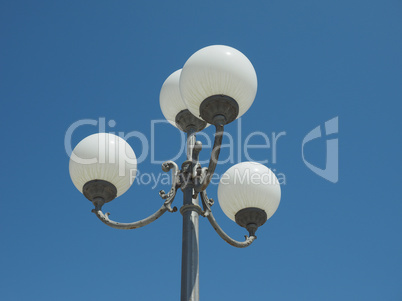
69;133;137;197
159;69;188;127
218;162;281;222
179;45;257;121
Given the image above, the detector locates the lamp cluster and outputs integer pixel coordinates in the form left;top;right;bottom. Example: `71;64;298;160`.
69;44;281;241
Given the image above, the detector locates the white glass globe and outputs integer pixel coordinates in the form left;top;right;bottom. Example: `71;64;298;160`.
160;69;188;128
179;45;257;121
218;162;281;222
69;133;137;197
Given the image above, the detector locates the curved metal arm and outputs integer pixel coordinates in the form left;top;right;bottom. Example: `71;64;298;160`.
91;161;180;230
200;190;256;248
194;123;224;192
92;201;172;230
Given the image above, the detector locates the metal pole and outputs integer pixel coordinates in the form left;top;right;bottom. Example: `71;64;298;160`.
180;129;200;301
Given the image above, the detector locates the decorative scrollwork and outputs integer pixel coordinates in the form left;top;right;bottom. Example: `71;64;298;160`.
159;160;180;212
199;190;214;216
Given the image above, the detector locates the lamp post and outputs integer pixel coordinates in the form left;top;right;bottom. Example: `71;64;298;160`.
69;45;281;301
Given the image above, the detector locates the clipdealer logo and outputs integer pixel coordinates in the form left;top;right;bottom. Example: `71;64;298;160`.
302;117;339;183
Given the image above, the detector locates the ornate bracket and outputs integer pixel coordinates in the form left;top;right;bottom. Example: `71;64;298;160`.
159;161;181;212
91;161;180;230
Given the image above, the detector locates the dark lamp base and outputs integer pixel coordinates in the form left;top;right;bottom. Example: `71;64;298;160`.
83;180;117;203
235;207;268;236
175;109;207;133
199;95;239;125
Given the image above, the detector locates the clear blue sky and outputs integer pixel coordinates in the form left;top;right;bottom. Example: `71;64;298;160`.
1;1;401;300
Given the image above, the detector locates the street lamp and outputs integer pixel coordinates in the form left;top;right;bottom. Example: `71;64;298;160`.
69;45;281;301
